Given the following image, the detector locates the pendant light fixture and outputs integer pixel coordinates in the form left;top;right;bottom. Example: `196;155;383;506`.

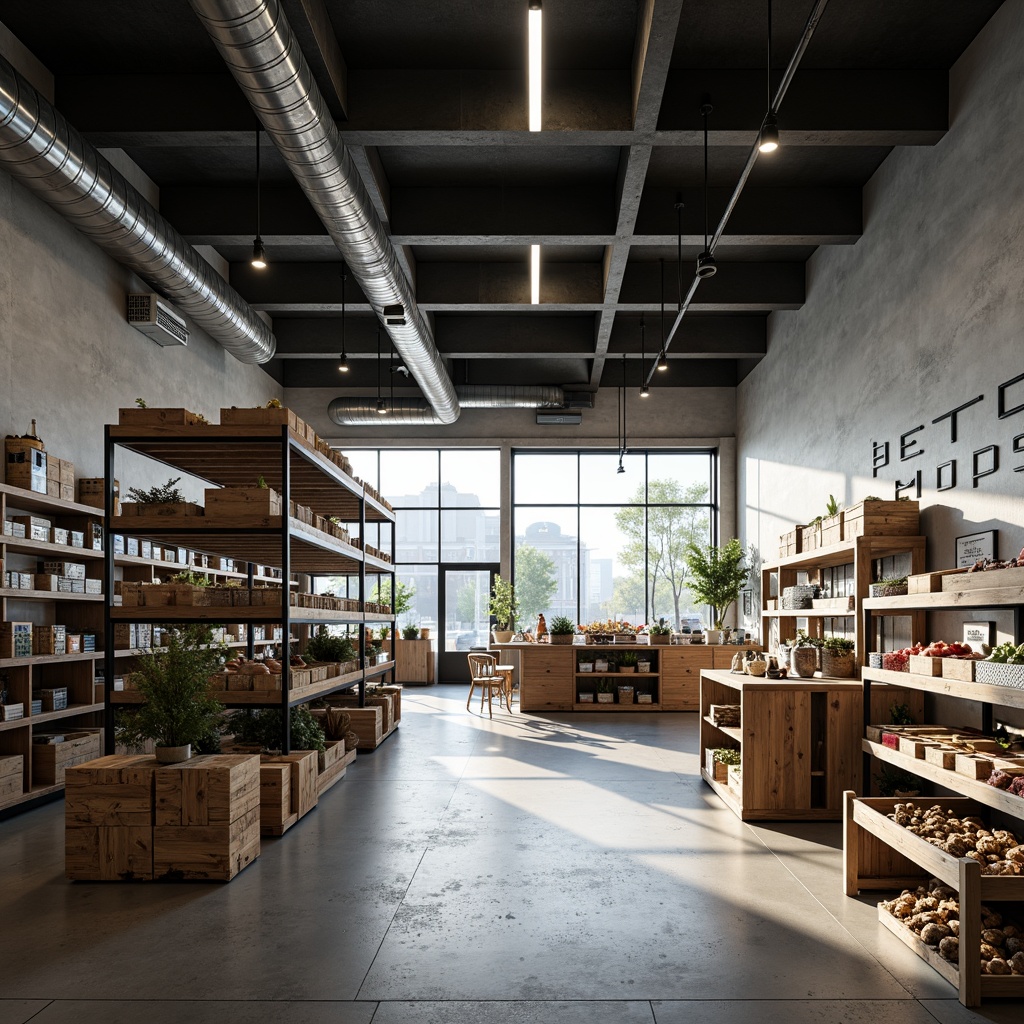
696;99;717;279
616;354;627;473
759;1;780;154
639;315;649;398
337;266;349;373
657;257;668;371
528;1;543;132
250;130;267;270
375;323;387;414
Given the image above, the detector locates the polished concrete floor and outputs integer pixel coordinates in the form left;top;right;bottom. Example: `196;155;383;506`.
1;689;1020;1023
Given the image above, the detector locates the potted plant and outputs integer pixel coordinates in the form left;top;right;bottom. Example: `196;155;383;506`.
649;619;672;645
115;625;225;763
683;538;749;645
822;635;856;677
225;705;326;759
578;654;594;673
618;651;638;673
874;764;920;798
788;630;822;678
489;575;518;644
548;615;577;645
401;623;421;640
596;678;615;703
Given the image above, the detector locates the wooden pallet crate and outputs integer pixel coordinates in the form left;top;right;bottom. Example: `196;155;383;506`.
32;729;103;786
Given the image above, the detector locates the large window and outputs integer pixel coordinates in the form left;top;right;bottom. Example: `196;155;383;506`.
512;449;715;630
343;449;500;635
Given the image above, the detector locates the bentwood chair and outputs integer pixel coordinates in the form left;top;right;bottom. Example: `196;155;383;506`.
466;653;505;717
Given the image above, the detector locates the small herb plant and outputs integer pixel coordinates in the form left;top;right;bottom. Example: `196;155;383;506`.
169;569;210;588
822;636;855;655
649;619;672;636
711;747;741;766
889;701;914;725
304;627;357;664
874;765;919;797
597;679;615;694
126;477;186;504
548;615;576;635
619;651;638;666
401;624;420;640
135;397;147;408
225;705;325;754
825;495;840;517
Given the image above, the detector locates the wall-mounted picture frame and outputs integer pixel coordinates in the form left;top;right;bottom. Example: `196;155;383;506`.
963;621;995;649
955;529;997;568
741;589;753;618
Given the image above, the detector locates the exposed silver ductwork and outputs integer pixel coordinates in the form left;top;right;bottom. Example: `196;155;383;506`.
329;386;566;426
190;0;460;424
0;54;276;364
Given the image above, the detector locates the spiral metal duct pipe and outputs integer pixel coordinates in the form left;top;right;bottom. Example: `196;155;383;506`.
329;386;566;425
0;54;276;364
189;0;459;423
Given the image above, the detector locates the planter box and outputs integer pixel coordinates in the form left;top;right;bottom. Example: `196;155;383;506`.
578;693;594;703
204;487;282;519
637;693;653;704
119;501;203;518
705;749;734;782
32;729;103;786
219;406;301;432
779;528;803;558
548;634;574;644
940;564;1024;593
594;659;610;672
800;522;822;552
637;661;652;673
727;765;742;793
118;408;205;427
820;511;844;547
843;499;920;539
596;692;614;703
578;663;594;672
974;661;1024;689
822;651;856;678
869;582;909;598
811;596;856;612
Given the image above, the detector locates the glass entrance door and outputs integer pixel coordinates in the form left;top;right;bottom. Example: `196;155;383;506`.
438;564;498;683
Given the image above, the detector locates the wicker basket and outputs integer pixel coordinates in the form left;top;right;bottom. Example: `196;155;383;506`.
974;661;1024;689
869;582;909;598
782;585;818;610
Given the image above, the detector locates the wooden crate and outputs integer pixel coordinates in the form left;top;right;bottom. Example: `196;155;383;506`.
155;754;260;827
64;755;161;881
908;569;960;594
377;685;403;722
204;486;283;519
942;658;977;682
260;750;318;835
820;511;844;546
0;755;24;804
317;742;354;796
800;522;822;552
335;693;394;734
118;408;205;427
153;754;261;881
258;762;295;836
32;729;103;786
844;499;920;538
941;564;1024;593
954;753;993;780
219;406;300;432
118;501;203;518
340;706;384;749
908;655;944;677
153;807;260;881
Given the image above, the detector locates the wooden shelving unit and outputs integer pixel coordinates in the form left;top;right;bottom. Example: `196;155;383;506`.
761;535;927;660
699;668;863;821
845;583;1024;1006
103;421;397;753
0;482;108;814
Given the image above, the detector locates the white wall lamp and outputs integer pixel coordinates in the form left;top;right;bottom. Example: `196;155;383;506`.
528;1;543;132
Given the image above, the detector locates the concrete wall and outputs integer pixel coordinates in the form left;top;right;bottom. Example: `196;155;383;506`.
0;175;279;497
737;1;1024;725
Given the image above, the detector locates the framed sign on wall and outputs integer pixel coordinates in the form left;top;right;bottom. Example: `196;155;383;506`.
963;621;995;649
955;530;997;568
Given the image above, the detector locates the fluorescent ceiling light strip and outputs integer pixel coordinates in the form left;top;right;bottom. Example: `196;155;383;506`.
528;5;542;131
530;244;540;304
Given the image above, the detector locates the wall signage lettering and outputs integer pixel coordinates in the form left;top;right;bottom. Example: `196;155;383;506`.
871;372;1024;496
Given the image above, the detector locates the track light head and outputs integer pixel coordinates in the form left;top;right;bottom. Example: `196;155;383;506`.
696;251;717;279
616;460;625;474
640;383;650;398
338;353;349;373
376;397;388;415
759;111;779;154
656;351;668;372
250;237;267;270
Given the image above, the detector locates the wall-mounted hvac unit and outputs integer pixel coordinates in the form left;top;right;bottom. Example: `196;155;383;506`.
127;294;189;347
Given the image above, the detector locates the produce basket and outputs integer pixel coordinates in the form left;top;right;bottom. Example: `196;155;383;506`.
781;584;818;610
869;581;909;598
974;661;1024;689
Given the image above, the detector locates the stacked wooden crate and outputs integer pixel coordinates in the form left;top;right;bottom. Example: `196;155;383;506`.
64;755;161;880
0;755;24;807
153;754;260;880
258;750;318;836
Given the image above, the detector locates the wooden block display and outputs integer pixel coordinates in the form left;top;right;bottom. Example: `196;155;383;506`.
32;730;103;786
259;750;318;834
153;755;261;880
64;755;161;881
0;755;24;805
377;685;402;722
259;763;295;836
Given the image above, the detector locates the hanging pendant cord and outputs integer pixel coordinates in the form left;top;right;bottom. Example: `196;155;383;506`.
376;323;382;401
255;129;261;238
660;258;666;349
703;108;710;253
676;198;683;308
341;266;346;352
621;354;628;456
767;0;773;110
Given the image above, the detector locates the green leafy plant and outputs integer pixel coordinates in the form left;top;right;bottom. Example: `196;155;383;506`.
619;651;638;666
985;642;1024;665
790;628;824;648
825;495;840;517
225;705;325;754
822;636;855;655
548;615;576;636
649;618;672;636
378;625;391;641
135;397;147;408
489;575;518;631
401;624;421;640
711;747;741;766
597;678;615;693
877;575;908;587
304;627;356;664
125;477;186;504
257;475;268;488
169;569;210;587
683;538;749;629
115;626;225;752
371;579;415;617
889;701;914;725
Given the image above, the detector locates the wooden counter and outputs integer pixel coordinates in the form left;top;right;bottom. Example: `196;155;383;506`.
499;643;762;712
700;668;863;821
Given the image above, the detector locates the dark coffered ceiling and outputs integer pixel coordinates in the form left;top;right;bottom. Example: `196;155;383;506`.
3;0;1004;399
